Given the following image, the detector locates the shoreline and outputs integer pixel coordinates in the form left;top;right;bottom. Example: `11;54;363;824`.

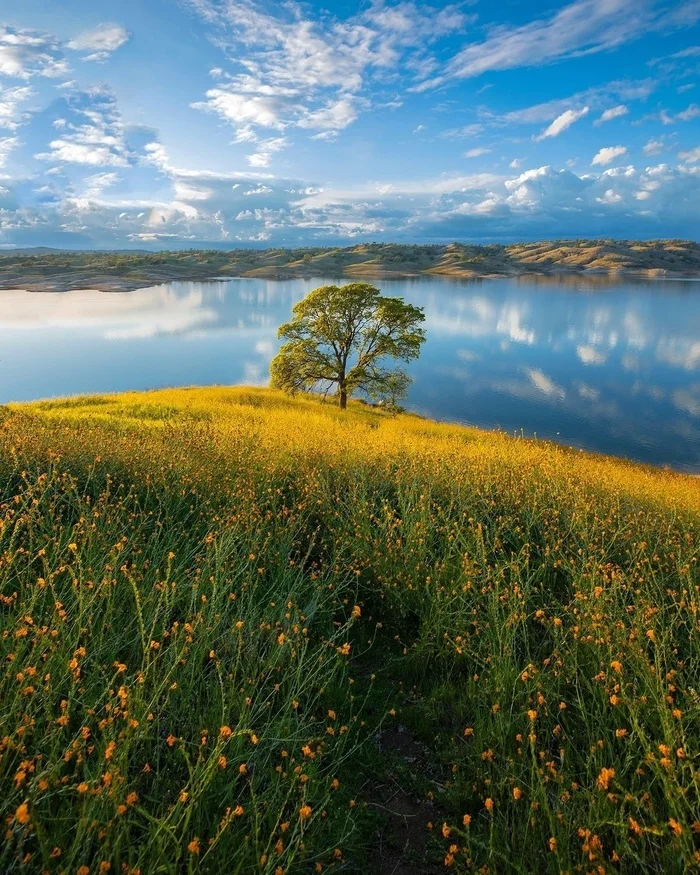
1;264;698;294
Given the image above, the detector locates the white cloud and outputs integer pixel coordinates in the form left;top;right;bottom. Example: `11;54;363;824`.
0;85;33;131
594;104;628;125
0;25;69;80
464;147;491;158
0;136;19;168
245;137;288;168
643;138;664;156
35;87;130;167
535;106;589;140
82;172;120;197
592;145;627;166
298;97;359;133
66;24;130;61
4;155;700;246
420;0;665;87
193;86;287;131
189;0;465;142
678;104;700;121
679;146;700;163
596;188;623;204
502;80;653;126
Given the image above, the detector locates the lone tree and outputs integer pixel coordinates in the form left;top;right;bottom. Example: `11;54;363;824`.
270;283;426;409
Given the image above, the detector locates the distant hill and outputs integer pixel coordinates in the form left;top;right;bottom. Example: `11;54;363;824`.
1;239;699;292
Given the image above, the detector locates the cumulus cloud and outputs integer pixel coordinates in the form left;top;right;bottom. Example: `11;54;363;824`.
535;106;589;140
0;25;68;79
4;155;700;247
592;145;627;165
66;23;130;62
34;87;130;167
1;7;699;252
643;138;665;155
594;104;628;124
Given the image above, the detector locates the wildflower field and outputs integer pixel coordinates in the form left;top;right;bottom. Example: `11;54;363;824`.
1;386;699;874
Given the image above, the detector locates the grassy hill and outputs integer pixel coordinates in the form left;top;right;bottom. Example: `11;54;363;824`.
1;239;699;292
1;388;699;873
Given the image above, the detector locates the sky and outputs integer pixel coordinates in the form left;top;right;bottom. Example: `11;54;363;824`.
0;0;698;249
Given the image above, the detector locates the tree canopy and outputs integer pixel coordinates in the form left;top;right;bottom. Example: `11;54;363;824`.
270;282;426;409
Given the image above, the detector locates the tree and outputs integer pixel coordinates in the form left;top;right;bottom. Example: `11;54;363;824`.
270;283;426;409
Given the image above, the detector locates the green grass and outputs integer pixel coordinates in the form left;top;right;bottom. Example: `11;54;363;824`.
1;387;699;873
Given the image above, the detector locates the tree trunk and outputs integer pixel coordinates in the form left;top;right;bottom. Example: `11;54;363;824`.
338;369;347;409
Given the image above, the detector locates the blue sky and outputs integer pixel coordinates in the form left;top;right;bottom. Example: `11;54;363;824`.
0;0;698;248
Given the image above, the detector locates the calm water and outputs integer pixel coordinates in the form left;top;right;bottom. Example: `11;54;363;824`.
2;275;700;472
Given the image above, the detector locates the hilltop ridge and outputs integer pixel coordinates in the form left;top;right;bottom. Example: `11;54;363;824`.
1;238;699;292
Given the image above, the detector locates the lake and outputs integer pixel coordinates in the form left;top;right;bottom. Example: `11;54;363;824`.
2;274;700;472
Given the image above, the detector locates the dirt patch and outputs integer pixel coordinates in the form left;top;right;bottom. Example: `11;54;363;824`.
367;724;448;875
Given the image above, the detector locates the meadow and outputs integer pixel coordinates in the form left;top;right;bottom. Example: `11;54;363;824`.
1;387;699;873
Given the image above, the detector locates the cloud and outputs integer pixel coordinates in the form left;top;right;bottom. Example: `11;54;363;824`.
245;137;288;168
592;145;627;165
66;24;130;61
0;85;33;131
644;102;700;124
0;136;19;168
679;146;700;163
464;147;491;158
193;85;288;132
502;80;654;126
82;172;120;197
594;104;628;125
189;0;465;142
34;87;130;167
419;0;666;87
298;97;359;134
643;138;665;155
0;25;69;80
4;156;700;247
535;106;589;140
678;103;700;121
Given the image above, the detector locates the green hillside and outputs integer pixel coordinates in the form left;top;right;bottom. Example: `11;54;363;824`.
1;387;699;873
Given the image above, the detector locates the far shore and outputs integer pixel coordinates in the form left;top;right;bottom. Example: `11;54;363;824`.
2;239;699;293
1;265;697;294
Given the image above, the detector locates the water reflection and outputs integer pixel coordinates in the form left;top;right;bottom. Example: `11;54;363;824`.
1;275;700;471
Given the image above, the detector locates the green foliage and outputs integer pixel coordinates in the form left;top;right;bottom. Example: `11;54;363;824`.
270;283;425;408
